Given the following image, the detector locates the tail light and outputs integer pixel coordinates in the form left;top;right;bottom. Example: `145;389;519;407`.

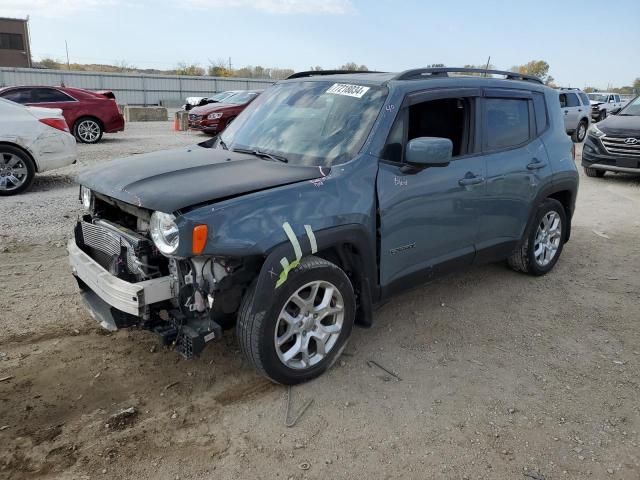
39;118;70;133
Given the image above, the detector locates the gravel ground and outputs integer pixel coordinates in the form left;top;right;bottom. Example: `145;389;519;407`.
1;125;639;480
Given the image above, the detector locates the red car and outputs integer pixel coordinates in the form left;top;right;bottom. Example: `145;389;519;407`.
188;90;262;135
0;86;125;144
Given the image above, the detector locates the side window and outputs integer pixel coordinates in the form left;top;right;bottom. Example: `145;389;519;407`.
0;88;32;104
381;96;474;162
609;95;615;103
31;88;74;103
614;95;621;103
532;92;548;135
566;93;580;107
579;92;590;106
559;94;567;108
484;98;530;151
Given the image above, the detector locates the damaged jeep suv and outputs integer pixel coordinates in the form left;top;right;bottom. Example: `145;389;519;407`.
69;68;578;384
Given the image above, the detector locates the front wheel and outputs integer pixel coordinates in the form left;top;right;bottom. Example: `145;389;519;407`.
584;167;605;178
599;110;607;122
74;117;103;144
237;256;355;384
508;198;567;276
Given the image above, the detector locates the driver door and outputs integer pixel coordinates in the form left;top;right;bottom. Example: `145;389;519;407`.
376;89;485;293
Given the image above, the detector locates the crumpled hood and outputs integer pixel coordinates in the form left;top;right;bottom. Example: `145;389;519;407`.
590;100;603;106
189;102;235;115
77;144;327;212
598;114;640;137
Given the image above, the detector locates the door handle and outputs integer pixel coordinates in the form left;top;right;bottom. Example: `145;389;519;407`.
564;110;569;114
458;175;485;186
578;109;582;112
527;159;547;170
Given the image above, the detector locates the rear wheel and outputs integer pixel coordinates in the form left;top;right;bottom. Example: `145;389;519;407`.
584;167;605;178
237;256;355;384
0;146;36;196
74;117;103;144
508;198;566;276
572;120;588;143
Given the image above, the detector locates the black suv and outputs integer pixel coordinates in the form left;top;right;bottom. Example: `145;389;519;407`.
70;68;579;384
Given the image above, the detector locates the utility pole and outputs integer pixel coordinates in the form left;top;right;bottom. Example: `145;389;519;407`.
484;56;491;76
65;40;70;70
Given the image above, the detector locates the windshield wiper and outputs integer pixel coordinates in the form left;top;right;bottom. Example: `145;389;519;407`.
232;147;288;163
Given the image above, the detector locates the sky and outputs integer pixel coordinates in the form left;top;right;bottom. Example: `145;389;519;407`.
1;0;639;89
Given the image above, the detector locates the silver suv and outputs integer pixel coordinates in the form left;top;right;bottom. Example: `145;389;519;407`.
558;88;591;142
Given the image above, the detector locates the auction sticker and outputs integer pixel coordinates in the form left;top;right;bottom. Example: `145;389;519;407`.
326;83;370;98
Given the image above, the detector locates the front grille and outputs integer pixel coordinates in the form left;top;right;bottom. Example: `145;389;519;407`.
75;219;160;279
601;136;640;157
189;114;202;121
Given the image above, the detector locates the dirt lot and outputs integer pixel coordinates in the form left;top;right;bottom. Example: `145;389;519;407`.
1;122;639;480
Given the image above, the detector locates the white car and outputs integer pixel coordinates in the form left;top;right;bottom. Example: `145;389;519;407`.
0;98;77;195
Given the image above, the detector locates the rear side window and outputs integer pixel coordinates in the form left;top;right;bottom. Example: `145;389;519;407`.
484;98;530;151
566;93;580;107
31;88;75;103
532;92;548;135
579;92;589;105
614;95;621;102
0;88;32;104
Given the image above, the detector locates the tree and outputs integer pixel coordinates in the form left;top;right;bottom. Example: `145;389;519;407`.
174;63;205;76
338;62;368;71
511;60;554;85
207;58;232;77
38;57;61;69
309;65;323;71
634;78;640;92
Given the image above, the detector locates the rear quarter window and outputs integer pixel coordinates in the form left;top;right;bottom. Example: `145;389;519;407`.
532;93;548;135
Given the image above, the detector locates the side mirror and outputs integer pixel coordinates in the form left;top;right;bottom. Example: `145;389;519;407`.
609;98;615;103
405;137;452;167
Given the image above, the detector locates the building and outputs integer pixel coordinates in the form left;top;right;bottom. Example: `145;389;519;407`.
0;17;32;68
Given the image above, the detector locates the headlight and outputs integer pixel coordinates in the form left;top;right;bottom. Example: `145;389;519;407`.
80;186;93;210
207;112;223;120
150;211;179;255
588;124;605;138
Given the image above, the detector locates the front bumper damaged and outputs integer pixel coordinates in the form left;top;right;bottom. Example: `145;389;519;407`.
68;238;174;330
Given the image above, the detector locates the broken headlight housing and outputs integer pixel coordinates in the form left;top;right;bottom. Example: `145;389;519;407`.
80;186;93;210
588;123;605;138
150;211;179;255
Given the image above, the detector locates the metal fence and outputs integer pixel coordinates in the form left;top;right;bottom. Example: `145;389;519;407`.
0;67;275;106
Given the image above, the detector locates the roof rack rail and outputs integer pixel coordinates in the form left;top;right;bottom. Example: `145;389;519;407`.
559;87;581;91
287;70;383;79
393;67;543;85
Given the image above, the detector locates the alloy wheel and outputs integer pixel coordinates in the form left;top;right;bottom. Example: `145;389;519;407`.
533;211;562;267
77;120;101;143
274;280;345;370
0;152;29;192
577;123;586;141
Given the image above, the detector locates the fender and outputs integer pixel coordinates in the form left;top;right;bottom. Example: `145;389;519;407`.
251;223;378;327
524;175;578;243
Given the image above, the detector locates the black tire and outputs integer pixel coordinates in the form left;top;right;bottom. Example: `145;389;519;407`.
0;145;36;196
508;198;567;276
584;167;605;178
74;117;104;144
599;110;607;122
572;120;588;143
236;256;355;385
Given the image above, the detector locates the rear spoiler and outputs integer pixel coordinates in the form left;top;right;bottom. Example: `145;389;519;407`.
95;90;116;100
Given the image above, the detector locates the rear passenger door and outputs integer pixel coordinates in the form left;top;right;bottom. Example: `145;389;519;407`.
475;89;552;262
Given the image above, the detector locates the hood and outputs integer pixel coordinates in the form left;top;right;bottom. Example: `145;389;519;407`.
77;144;328;212
190;102;236;115
598;114;640;137
590;100;603;106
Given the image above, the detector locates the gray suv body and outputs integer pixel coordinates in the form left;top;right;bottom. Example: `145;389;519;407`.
558;88;591;142
69;68;579;384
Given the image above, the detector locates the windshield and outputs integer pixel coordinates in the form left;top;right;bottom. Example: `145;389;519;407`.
225;91;259;105
588;93;608;102
219;81;387;167
619;96;640;116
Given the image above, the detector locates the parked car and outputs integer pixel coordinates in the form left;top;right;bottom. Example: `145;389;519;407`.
70;68;578;384
187;90;262;134
582;95;640;177
183;90;243;111
0;85;125;144
588;92;625;122
0;98;77;195
558;88;591;142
